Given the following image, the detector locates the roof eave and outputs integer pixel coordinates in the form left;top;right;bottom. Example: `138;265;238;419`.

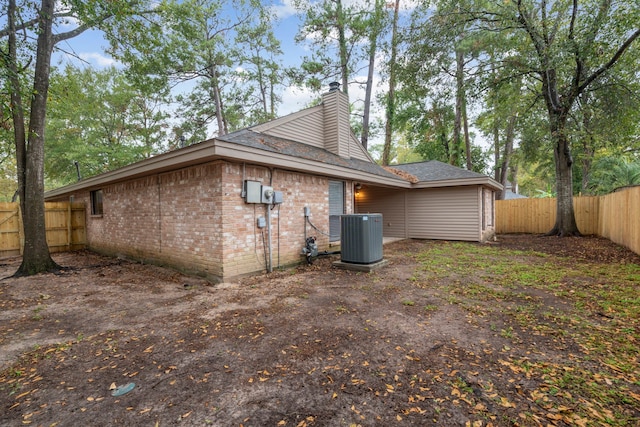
411;177;503;191
45;139;219;198
45;139;411;199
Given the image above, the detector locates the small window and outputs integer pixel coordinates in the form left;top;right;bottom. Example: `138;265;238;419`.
90;189;103;216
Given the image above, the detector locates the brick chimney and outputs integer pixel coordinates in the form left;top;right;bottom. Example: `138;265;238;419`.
321;82;350;158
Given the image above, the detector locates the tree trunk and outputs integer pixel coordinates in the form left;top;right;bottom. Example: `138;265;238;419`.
382;0;400;166
211;68;226;136
336;0;349;95
492;117;500;183
547;114;581;237
7;0;26;209
451;49;464;167
15;0;60;276
361;23;378;149
361;0;384;150
497;113;517;200
462;99;471;171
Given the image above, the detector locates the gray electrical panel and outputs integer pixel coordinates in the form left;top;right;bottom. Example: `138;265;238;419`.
273;191;283;204
340;214;383;264
245;180;262;203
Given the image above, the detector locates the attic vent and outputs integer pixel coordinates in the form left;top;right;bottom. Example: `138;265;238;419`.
329;81;341;92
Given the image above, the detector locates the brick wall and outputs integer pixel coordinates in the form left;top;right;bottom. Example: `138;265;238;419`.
61;160;355;282
69;163;224;279
220;163;347;278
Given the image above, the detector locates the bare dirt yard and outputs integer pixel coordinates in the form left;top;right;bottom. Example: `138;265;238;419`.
1;234;639;426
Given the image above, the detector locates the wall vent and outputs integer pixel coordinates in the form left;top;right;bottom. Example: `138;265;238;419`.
340;214;383;264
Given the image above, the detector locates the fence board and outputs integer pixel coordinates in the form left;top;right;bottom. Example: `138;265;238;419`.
0;202;86;257
496;187;640;256
598;187;640;256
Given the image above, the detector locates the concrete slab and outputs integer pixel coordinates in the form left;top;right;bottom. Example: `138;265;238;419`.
332;258;389;272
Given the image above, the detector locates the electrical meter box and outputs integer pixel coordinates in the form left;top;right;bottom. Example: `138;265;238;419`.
261;185;274;204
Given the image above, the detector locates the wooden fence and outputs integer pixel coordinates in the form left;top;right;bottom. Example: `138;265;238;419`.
0;202;86;258
496;186;640;256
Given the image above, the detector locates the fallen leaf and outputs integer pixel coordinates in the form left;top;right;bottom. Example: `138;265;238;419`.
499;397;515;408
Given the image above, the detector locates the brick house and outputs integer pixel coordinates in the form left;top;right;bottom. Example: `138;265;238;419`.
46;86;501;282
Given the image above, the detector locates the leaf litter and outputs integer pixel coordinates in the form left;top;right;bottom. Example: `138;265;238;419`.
0;235;639;426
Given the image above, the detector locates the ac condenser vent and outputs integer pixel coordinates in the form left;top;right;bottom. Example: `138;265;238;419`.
340;214;383;264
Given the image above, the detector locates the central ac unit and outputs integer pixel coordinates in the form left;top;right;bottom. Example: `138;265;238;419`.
340;214;383;264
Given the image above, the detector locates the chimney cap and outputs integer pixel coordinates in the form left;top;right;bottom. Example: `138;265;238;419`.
328;81;341;92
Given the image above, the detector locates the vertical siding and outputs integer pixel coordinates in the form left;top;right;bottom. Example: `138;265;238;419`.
406;186;480;241
348;135;373;161
355;186;407;238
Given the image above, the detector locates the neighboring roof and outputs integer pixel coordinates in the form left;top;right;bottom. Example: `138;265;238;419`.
504;190;527;200
391;160;502;191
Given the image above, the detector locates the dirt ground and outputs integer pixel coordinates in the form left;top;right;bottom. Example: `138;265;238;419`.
0;234;638;426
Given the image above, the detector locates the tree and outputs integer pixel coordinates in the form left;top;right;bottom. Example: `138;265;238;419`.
588;156;640;195
410;0;640;235
381;0;400;166
46;66;170;186
1;0;153;275
494;0;639;235
4;0;61;275
111;0;281;142
395;0;484;170
361;0;387;150
293;0;389;149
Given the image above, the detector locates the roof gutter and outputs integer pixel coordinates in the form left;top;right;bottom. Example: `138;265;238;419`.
411;177;503;191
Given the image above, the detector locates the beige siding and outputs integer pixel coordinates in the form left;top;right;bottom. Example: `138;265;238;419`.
254;107;325;148
322;90;350;158
347;135;374;162
406;186;480;241
355;186;407;238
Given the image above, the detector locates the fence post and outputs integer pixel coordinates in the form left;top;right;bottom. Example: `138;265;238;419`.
67;202;72;250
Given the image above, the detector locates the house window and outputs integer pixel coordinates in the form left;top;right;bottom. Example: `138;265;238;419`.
90;189;103;216
329;180;344;241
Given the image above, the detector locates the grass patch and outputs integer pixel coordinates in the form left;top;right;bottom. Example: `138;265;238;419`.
410;240;640;424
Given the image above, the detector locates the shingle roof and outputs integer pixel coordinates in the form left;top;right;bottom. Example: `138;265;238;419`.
218;129;403;181
391;160;489;182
